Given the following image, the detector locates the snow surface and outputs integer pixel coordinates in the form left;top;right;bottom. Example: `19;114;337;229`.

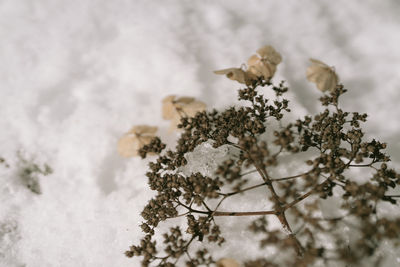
1;0;400;266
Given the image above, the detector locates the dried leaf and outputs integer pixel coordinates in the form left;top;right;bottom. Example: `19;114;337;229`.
306;58;339;92
216;258;240;267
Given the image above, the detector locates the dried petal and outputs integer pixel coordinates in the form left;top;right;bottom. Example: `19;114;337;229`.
162;95;207;131
247;45;281;80
256;45;282;65
248;61;276;79
214;68;248;84
117;125;158;157
306;58;339;92
162;95;177;120
129;125;158;135
216;258;240;267
169;98;206;131
179;100;206;117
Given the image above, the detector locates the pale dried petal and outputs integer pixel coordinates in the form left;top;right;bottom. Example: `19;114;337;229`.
306;58;339;92
259;62;276;79
256;45;282;65
247;54;260;67
182;100;206;117
248;61;276;79
245;69;258;82
118;126;158;157
214;68;247;84
167;98;207;131
129;125;158;135
162;95;177;120
117;134;141;157
176;96;195;104
216;258;240;267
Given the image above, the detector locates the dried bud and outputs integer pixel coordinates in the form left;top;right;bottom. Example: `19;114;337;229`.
117;125;158;157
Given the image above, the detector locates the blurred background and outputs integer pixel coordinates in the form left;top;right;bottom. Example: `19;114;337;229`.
1;0;399;266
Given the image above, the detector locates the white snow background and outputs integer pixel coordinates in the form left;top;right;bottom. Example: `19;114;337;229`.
1;0;400;266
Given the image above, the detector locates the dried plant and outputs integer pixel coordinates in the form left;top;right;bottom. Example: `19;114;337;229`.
125;47;400;266
17;153;53;194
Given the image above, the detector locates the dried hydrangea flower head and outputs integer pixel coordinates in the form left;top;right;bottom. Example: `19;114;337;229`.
216;258;240;267
306;58;339;92
247;45;282;79
127;47;400;267
162;95;206;130
117;125;158;157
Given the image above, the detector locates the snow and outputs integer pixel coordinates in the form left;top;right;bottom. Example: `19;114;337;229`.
1;0;400;266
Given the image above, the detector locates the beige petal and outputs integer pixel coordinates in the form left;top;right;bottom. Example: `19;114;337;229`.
306;65;326;84
248;64;263;77
247;54;261;67
256;45;282;65
214;68;247;84
117;134;141;157
309;58;327;66
130;125;158;135
162;95;176;103
118;125;158;157
162;95;177;120
182;100;206;117
245;70;259;82
306;59;339;92
168;98;207;131
216;258;240;267
260;62;277;79
316;70;339;92
176;96;195;104
248;61;276;79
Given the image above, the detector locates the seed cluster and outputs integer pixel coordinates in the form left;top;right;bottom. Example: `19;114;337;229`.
125;50;400;266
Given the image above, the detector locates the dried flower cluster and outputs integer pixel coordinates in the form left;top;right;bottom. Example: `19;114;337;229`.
125;46;400;266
